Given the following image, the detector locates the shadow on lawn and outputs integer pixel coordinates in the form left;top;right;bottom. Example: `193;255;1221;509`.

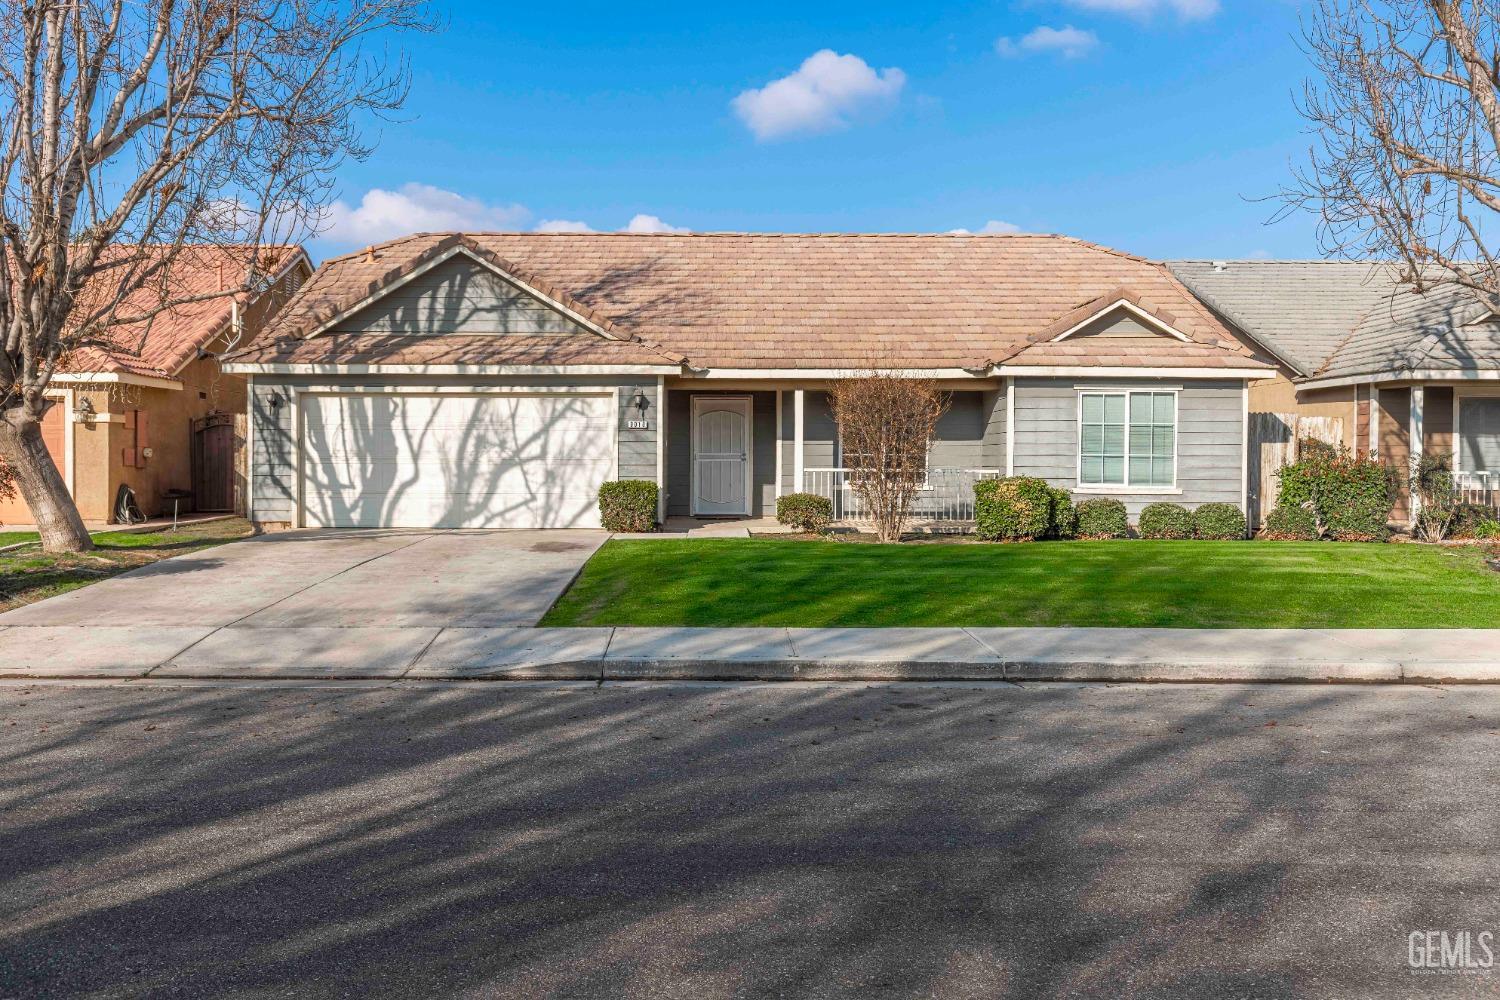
0;682;1494;997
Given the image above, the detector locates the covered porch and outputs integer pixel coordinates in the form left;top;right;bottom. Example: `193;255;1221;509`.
656;379;1006;529
1363;382;1500;517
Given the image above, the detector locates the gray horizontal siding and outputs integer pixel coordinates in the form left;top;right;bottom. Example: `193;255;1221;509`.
1012;377;1245;518
248;374;659;526
334;256;587;336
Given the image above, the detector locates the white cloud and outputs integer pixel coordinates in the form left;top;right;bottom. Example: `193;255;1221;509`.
995;25;1099;59
622;214;690;234
534;219;596;234
948;220;1025;235
1061;0;1219;19
322;183;529;245
732;49;906;141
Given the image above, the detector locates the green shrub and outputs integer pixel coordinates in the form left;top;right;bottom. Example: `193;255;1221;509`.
776;492;833;534
1075;497;1129;539
974;476;1054;541
1261;504;1319;541
597;480;658;532
1276;443;1394;542
1475;519;1500;541
1450;503;1497;540
1192;502;1248;540
1048;487;1079;540
1138;502;1193;540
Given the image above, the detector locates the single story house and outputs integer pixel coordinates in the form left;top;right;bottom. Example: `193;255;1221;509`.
3;246;312;525
225;232;1278;532
1169;260;1500;520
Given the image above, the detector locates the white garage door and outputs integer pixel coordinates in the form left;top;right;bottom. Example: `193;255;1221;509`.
299;392;615;528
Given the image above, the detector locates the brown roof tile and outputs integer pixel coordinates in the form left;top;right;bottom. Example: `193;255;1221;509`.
241;233;1264;371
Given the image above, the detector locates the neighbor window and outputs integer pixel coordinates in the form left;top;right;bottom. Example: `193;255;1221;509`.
1079;391;1176;488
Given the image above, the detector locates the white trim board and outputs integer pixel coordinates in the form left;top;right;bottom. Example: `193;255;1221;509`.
1049;298;1192;343
302;244;626;343
998;365;1275;380
49;372;182;390
222;362;681;376
1301;369;1500;389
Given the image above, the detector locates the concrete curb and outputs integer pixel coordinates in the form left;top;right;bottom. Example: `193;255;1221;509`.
3;624;1499;685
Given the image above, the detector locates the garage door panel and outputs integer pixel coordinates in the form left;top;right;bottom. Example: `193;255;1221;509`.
300;393;614;529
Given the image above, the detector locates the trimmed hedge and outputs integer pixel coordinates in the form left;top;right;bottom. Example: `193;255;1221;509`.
1138;502;1193;540
776;492;833;534
1048;487;1079;540
1192;502;1247;541
1261;504;1319;541
1075;497;1129;539
974;476;1054;541
597;480;658;533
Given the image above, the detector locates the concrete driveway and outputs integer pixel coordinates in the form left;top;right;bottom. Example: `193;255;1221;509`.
0;529;606;678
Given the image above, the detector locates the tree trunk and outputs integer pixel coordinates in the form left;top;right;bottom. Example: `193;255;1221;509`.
0;404;92;552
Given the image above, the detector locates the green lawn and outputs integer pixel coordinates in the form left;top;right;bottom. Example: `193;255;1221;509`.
0;530;38;548
541;538;1500;629
0;518;254;611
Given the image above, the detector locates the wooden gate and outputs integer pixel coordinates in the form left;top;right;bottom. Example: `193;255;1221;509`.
1247;412;1344;527
191;414;235;512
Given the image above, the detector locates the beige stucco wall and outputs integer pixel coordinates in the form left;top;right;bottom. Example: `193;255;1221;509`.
1249;373;1359;450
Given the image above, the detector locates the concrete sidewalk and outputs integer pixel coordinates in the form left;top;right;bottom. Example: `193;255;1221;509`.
4;625;1499;683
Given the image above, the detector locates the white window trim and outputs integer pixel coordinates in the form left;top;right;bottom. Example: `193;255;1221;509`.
1453;386;1500;475
1075;388;1181;492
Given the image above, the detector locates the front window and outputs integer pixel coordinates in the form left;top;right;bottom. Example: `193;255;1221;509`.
1079;391;1176;488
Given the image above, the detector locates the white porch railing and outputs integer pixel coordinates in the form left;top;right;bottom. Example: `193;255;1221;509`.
1454;471;1500;510
803;468;1003;526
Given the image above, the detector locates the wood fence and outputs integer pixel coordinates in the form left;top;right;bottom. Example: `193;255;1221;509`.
1247;412;1344;527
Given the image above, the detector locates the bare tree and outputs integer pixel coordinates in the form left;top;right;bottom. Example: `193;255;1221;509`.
1284;1;1500;304
827;370;947;543
0;1;432;552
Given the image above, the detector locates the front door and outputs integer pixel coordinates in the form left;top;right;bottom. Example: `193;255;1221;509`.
692;395;751;516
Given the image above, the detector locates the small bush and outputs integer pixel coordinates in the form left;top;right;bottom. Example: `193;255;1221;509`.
974;476;1054;541
1261;505;1319;541
1138;502;1193;540
597;480;658;533
1192;502;1248;540
1075;497;1129;539
1048;487;1079;539
1450;503;1497;540
1276;442;1394;542
1475;519;1500;541
776;492;833;534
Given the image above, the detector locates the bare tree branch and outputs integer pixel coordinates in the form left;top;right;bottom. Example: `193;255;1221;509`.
0;0;434;552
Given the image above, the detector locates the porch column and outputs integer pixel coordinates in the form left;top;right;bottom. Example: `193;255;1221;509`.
656;376;667;524
774;389;783;499
794;389;805;493
1409;385;1425;518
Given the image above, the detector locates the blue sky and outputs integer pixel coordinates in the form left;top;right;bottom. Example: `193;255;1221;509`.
318;0;1319;261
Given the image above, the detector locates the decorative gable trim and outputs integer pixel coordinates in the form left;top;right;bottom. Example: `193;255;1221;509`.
1048;297;1192;344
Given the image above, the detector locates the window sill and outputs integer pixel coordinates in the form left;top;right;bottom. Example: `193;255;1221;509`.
1072;485;1182;496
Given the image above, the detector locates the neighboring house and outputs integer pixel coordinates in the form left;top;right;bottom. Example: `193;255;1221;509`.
1170;260;1500;521
224;232;1277;531
2;246;313;525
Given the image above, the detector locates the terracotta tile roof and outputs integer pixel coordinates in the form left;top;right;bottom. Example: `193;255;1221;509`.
63;245;305;379
251;333;680;367
239;232;1266;371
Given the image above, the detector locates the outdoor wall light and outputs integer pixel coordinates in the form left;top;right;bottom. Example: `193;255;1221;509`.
631;389;650;414
267;391;284;410
74;396;95;420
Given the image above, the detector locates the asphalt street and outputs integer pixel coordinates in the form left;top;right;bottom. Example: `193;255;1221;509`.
2;680;1497;998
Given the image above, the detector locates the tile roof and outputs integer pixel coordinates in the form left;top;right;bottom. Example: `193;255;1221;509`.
64;245;305;379
249;333;680;367
235;232;1266;372
1167;259;1500;379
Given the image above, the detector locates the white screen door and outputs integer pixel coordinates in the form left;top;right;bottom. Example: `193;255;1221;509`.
692;396;752;515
